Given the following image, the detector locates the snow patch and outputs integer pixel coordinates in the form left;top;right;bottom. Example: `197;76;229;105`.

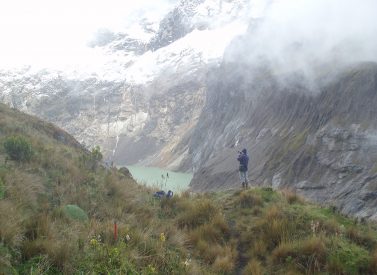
125;21;248;85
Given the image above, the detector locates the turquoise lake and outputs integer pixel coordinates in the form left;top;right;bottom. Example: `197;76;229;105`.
126;166;192;193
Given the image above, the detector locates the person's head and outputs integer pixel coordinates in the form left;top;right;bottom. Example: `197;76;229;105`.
242;148;247;154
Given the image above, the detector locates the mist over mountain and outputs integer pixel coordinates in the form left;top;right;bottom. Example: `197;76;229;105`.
1;0;377;219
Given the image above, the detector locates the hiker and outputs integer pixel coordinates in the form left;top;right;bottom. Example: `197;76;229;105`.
166;190;173;198
237;148;249;188
153;190;165;199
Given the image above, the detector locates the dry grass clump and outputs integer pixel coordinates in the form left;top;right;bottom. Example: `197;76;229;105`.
177;199;218;229
238;191;263;208
281;188;304;204
0;200;24;247
160;196;181;218
346;226;377;249
272;237;327;273
212;250;236;274
196;241;235;266
242;258;264;275
369;249;377;272
254;205;294;248
3;171;44;210
189;214;230;245
299;237;327;270
249;239;268;258
320;218;341;236
271;241;296;264
22;238;74;273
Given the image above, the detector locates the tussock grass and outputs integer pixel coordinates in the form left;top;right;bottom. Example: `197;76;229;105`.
177;199;218;229
0;200;24;247
281;188;305;204
243;259;264;275
238;191;263;208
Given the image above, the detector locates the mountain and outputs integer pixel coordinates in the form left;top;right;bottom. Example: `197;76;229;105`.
1;0;377;221
0;0;252;169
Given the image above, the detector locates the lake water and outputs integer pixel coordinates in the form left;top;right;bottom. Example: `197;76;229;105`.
126;166;192;193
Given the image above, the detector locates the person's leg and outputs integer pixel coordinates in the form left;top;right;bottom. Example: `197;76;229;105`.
239;171;245;188
245;171;249;188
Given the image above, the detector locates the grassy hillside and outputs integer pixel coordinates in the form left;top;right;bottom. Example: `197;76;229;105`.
1;103;377;274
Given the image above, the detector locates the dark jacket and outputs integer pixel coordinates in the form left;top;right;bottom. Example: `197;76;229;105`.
237;152;249;172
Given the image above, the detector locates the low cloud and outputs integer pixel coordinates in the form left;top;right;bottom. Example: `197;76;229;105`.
225;0;377;80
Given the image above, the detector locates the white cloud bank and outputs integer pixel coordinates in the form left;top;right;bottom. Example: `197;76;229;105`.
226;0;377;74
0;0;176;69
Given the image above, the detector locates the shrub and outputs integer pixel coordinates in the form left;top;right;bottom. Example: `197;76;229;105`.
328;239;370;274
90;146;103;170
3;135;34;162
62;205;88;221
80;145;103;171
91;146;103;162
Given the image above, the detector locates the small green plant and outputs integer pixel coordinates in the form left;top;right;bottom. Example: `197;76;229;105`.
62;205;88;221
3;135;34;162
91;146;103;163
80;146;103;170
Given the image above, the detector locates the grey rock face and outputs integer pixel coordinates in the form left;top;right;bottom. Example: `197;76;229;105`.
150;0;206;51
184;59;377;220
0;72;206;169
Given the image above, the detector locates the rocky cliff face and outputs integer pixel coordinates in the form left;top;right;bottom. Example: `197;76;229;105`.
0;69;206;168
184;57;377;219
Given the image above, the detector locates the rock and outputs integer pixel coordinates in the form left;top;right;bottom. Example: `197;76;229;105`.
296;181;326;190
256;128;272;140
272;173;282;189
342;199;365;215
119;167;131;177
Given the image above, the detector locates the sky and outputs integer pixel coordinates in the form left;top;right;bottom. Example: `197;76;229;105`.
0;0;176;69
0;0;376;73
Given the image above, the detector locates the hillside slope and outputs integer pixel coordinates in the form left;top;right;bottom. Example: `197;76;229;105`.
2;103;377;274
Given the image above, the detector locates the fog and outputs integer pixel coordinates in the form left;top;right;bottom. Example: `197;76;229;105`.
226;0;377;80
0;0;177;69
0;0;375;79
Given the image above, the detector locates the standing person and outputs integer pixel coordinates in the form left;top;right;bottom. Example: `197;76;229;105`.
237;149;249;189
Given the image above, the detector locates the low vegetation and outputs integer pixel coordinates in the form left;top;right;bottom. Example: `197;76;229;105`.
1;103;377;274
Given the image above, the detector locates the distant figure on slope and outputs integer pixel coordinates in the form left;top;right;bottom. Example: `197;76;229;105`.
237;148;249;189
166;190;173;198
